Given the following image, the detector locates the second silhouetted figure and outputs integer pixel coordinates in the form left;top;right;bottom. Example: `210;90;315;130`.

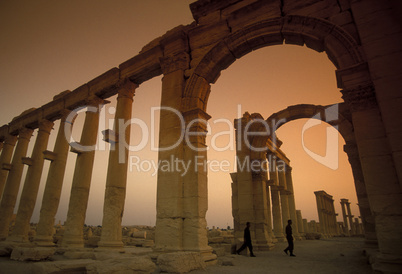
236;222;256;257
284;219;296;256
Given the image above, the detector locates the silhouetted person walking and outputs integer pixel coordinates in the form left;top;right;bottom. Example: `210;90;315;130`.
284;219;296;256
236;222;256;257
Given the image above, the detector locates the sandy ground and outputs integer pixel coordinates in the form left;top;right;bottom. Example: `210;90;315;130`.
195;237;373;274
0;237;373;273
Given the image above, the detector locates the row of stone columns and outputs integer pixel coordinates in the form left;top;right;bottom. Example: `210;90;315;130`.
231;152;307;247
0;80;138;249
340;198;355;236
231;113;306;249
314;191;339;237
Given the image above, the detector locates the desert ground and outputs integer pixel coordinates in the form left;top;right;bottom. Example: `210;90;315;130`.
0;237;373;273
195;237;373;274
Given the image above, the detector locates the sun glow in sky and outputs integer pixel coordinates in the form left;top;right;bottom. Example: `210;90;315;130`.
0;1;359;228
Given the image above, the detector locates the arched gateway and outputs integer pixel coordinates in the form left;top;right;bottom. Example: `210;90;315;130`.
0;1;401;272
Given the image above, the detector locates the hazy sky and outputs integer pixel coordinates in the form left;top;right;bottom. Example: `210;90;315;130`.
0;1;359;228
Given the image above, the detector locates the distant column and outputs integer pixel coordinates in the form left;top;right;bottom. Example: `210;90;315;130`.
62;97;105;247
0;127;34;240
35;111;75;246
340;199;349;235
278;168;290;235
0;133;18;199
265;184;276;242
345;200;355;235
269;156;284;241
296;210;305;238
250;155;274;250
314;191;328;237
302;218;309;233
9;120;54;242
98;80;137;249
285;166;300;239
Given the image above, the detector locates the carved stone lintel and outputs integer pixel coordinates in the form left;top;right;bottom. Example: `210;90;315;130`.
341;83;377;112
160;52;190;75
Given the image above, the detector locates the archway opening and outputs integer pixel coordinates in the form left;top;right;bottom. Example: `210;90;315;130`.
205;44;357;229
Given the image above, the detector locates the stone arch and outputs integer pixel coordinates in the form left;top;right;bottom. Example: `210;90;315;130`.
249;103;355;154
183;15;365;112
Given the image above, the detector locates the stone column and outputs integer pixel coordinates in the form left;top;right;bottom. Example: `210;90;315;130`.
0;133;18;199
331;199;340;236
0;127;34;240
35;111;75;246
340;199;349;235
155;52;189;252
98;80;137;249
181;108;213;260
285;166;300;239
302;219;309;233
268;156;284;241
278;168;290;235
250;155;274;250
296;210;304;238
8;119;54;242
62;97;104;247
265;184;276;242
343;143;377;244
314;191;327;237
341;81;402;271
230;173;240;239
345;200;355;236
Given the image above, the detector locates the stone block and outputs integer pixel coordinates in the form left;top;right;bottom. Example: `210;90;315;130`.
284;0;340;19
209;237;224;243
154;218;183;250
329;10;353;26
87;256;156;274
119;46;163;84
31;259;95;274
368;51;402;81
188;21;230;50
10;247;55;261
64;84;90;110
87;67;120;98
226;0;282;33
157;252;206;273
63;250;96;260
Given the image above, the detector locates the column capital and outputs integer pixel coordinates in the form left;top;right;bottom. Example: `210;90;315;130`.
84;95;109;108
38;120;54;134
116;78;138;100
18;128;34;140
341;83;377;112
4;134;18;146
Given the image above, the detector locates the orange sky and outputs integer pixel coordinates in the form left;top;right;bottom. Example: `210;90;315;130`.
0;1;359;228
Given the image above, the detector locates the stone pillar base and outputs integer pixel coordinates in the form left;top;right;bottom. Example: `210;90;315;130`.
34;236;56;247
255;242;275;251
61;236;84;248
372;253;402;274
6;235;27;243
274;236;286;242
200;249;217;266
97;240;124;250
